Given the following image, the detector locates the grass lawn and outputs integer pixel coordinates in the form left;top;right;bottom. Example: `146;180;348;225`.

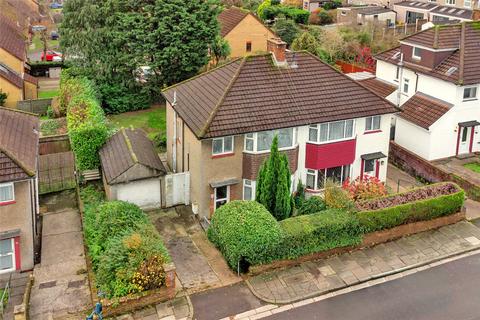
39;89;60;99
107;105;166;140
463;162;480;174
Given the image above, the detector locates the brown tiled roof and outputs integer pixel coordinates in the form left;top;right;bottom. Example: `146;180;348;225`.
0;16;26;60
163;52;398;139
23;73;38;85
401;24;461;49
357;78;397;98
218;7;249;37
0;63;23;88
0;108;39;182
100;128;166;184
399;92;452;129
376;22;480;86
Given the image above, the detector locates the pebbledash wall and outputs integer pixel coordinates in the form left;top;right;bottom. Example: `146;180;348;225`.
167;102;392;219
376;60;480;161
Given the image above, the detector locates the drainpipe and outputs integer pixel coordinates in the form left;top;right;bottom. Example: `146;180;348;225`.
396;53;404;108
172;91;177;173
414;72;419;93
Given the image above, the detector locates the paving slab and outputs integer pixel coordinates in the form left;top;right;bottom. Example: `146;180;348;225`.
246;221;480;304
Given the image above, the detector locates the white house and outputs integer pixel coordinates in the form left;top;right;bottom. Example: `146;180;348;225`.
374;22;480;161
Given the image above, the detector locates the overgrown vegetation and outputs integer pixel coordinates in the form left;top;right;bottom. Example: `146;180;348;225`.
0;89;8;106
81;185;170;297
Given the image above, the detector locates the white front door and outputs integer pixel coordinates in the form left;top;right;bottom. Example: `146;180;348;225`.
459;126;472;155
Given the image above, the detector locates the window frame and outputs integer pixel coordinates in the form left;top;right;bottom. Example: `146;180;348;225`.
246;41;252;53
305;165;351;191
464;0;471;7
308;120;355;144
412;46;421;60
403;78;410;94
0;238;15;273
365;116;381;132
214;185;230;211
212;136;234;156
0;183;15;204
463;86;478;101
243;128;296;153
394;66;400;81
242;179;256;200
446;0;455;5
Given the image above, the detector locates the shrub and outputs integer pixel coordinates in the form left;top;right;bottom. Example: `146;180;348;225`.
0;89;7;106
40;119;61;136
343;176;387;201
152;132;167;150
293;180;306;208
262;5;309;24
356;183;464;233
278;209;362;259
297;196;326;215
207;201;283;270
324;180;355;211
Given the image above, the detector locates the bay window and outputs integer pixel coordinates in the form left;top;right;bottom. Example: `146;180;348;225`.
244;128;295;152
365;116;381;132
306;165;351;190
308;120;355;143
0;183;14;204
0;239;15;273
212;136;234;155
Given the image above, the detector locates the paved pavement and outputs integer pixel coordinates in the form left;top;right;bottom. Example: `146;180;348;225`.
246;221;480;304
435;155;480;186
0;271;31;320
385;163;423;193
263;251;480;320
110;295;191;320
29;207;91;320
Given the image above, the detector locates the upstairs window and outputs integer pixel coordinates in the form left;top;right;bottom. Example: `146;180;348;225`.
412;47;421;60
446;0;455;4
0;183;14;204
212;136;234;155
365;116;381;132
464;0;472;7
309;120;355;143
403;78;410;94
244;128;295;152
463;87;478;101
246;41;252;53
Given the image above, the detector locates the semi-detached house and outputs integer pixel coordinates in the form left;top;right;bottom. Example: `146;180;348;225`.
163;39;398;219
375;21;480;161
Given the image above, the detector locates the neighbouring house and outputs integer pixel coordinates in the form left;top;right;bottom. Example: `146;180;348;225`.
100;128;167;210
374;22;480;161
337;6;396;26
303;0;331;12
218;7;277;58
394;1;479;23
0;107;39;273
162;38;398;219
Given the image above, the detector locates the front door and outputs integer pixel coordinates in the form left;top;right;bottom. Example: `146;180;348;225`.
458;126;472;155
214;185;229;211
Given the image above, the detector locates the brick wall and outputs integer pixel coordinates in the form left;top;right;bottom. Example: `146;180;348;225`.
242;147;299;180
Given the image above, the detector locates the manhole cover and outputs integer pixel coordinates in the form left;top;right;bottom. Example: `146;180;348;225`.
39;281;56;289
68;279;84;288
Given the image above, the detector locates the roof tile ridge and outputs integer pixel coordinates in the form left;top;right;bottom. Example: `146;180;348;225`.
121;128;138;164
162;57;243;94
198;57;248;138
415;92;452;108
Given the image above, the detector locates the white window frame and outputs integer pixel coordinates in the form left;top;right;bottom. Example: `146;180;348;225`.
412;47;421;60
403;78;410;94
242;179;256;200
463;86;478;101
0;238;15;274
394;66;400;81
0;183;14;204
214;185;230;211
464;0;471;7
365;116;381;132
446;0;455;5
308;120;355;144
212;136;234;156
363;159;376;175
243;128;296;154
305;165;351;191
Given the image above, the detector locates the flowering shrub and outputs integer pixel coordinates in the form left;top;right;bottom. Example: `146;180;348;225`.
324;180;355;211
132;255;166;292
343;176;387;202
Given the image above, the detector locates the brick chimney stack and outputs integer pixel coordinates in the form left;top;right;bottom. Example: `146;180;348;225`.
267;38;288;66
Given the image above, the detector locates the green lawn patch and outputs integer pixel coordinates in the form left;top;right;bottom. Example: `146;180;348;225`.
108;106;166;140
39;89;60;99
464;162;480;174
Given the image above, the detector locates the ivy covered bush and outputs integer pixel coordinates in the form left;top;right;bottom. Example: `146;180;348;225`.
80;186;170;298
207;201;283;270
64;75;109;170
279;209;362;259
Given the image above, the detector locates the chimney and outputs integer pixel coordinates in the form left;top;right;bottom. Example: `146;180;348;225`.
267;38;288;67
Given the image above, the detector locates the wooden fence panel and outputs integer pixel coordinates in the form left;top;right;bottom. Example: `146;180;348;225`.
17;98;52;115
39;152;76;194
39;135;71;155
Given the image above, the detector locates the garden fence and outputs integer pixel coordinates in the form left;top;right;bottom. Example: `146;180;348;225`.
17;98;52;115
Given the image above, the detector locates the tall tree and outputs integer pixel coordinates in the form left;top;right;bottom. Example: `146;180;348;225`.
61;0;221;113
273;16;300;45
210;36;231;67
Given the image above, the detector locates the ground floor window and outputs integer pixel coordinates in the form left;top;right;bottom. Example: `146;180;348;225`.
306;165;351;190
243;179;256;201
0;183;14;203
214;185;229;210
363;159;376;175
0;238;15;273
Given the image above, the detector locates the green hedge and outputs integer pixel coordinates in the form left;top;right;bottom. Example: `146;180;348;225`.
297;196;326;215
207;201;283;269
356;184;465;233
261;6;310;24
65;76;109;170
279;209;362;259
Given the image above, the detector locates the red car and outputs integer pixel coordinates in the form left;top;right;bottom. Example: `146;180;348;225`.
41;50;62;61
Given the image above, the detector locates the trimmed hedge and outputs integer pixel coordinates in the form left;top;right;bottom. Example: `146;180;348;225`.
279;209;362;259
65;75;109;170
207;201;283;269
262;6;310;24
355;183;465;233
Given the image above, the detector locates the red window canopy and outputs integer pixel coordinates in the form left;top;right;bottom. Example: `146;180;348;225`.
305;139;356;170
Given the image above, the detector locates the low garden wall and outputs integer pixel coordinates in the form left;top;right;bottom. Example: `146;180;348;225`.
389;141;480;201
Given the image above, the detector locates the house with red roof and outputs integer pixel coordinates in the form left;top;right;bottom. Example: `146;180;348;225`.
374;22;480;160
162;39;398;219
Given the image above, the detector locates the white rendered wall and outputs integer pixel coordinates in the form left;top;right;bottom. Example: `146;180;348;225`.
112;178;161;210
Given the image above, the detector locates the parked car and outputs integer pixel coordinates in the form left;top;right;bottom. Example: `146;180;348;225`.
50;2;63;9
50;31;59;40
41;50;63;62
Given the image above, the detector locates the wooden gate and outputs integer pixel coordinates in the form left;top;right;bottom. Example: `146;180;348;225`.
164;172;190;207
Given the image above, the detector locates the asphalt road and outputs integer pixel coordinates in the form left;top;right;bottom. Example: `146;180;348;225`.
264;253;480;320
